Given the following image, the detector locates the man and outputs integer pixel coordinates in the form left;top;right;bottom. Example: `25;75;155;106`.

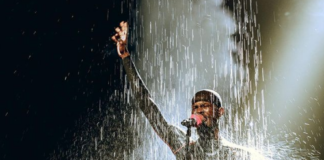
111;21;264;160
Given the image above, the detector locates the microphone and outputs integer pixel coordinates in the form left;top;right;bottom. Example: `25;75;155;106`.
181;114;204;127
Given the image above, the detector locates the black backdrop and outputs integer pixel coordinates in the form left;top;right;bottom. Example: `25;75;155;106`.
2;0;130;159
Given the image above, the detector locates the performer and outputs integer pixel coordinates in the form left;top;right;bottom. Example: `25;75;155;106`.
111;21;264;160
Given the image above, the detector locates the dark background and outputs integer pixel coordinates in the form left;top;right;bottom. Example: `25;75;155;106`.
2;0;129;159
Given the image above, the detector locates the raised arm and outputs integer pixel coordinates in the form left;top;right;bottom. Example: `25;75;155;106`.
111;22;186;153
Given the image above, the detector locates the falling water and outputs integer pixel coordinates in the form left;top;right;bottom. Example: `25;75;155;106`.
50;0;321;159
129;0;266;159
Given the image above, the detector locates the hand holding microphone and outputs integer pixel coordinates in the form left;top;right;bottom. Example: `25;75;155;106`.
181;114;205;127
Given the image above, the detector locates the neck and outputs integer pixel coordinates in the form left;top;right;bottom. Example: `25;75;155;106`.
197;125;220;141
197;128;221;152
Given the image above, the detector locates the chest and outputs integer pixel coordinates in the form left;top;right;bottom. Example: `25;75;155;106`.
176;142;229;160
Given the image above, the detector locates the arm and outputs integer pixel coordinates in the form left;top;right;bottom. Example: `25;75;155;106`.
111;22;185;153
122;56;169;139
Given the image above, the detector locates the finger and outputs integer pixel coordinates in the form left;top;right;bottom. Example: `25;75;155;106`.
120;21;127;28
118;29;126;38
119;21;127;32
121;22;128;34
111;33;119;42
120;21;125;27
115;27;121;33
111;36;117;42
123;22;128;28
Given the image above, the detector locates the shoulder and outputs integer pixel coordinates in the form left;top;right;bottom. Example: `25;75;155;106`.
220;137;267;160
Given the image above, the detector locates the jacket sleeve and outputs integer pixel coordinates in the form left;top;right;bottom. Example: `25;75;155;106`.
122;56;186;153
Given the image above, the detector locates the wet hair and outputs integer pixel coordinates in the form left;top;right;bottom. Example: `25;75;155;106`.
192;89;222;108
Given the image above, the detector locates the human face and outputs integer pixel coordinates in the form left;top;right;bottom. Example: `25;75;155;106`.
191;101;224;127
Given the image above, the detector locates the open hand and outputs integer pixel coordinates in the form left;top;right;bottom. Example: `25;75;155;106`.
111;21;129;59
